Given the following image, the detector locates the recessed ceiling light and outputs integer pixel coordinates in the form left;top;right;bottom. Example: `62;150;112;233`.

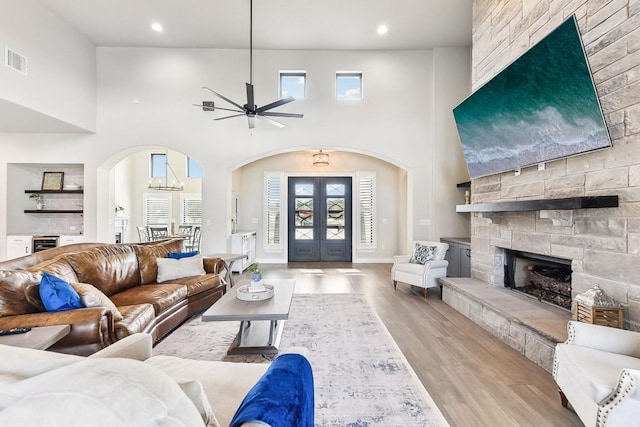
377;25;388;35
151;22;163;32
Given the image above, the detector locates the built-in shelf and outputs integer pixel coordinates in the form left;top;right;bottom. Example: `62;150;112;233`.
24;190;83;194
24;210;83;214
456;195;619;213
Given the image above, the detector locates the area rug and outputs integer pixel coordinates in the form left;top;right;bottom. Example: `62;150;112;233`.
154;293;449;426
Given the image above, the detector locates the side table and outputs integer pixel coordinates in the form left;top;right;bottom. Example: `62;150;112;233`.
205;253;248;289
0;324;71;350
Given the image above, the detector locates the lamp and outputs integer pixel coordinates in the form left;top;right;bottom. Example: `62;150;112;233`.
313;150;330;166
148;155;184;192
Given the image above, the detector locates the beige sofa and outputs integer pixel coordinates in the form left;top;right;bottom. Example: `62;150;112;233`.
553;321;640;426
0;333;310;426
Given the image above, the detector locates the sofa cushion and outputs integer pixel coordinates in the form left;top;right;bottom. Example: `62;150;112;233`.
555;343;640;403
0;358;206;427
157;256;206;283
134;240;186;285
113;304;156;340
28;256;79;284
39;272;83;312
110;284;188;315
146;355;269;427
71;282;123;321
165;274;221;297
65;245;141;296
0;270;44;317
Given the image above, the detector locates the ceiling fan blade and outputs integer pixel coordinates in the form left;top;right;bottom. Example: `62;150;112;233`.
214;106;245;113
192;101;216;111
202;86;245;111
246;83;255;111
214;113;246;121
255;96;295;113
261;111;304;118
256;115;285;128
248;116;255;129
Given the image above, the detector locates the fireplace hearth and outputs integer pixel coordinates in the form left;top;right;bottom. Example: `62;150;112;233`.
504;249;572;310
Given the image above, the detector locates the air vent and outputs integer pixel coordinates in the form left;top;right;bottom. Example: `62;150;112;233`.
5;47;27;75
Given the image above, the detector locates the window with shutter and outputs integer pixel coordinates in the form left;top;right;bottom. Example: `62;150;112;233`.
264;172;284;249
356;172;376;250
143;194;171;225
180;194;202;225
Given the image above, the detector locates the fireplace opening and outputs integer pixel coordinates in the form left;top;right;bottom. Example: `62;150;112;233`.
504;249;572;311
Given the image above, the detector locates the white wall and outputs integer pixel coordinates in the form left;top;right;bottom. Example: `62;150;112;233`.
0;0;96;132
432;47;472;239
0;14;471;260
234;151;402;262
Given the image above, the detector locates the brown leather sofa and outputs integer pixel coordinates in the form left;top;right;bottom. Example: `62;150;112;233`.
0;239;225;356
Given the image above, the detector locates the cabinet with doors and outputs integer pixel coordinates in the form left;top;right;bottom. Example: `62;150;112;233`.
440;237;471;277
6;235;32;260
59;235;85;246
230;231;257;273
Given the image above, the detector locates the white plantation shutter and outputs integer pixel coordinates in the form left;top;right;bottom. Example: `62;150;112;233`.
143;194;171;225
181;194;202;225
264;172;284;249
356;172;376;250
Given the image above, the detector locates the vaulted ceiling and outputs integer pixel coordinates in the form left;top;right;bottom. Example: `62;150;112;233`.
38;0;472;49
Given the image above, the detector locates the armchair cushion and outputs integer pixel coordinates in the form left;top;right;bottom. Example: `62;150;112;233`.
409;244;437;265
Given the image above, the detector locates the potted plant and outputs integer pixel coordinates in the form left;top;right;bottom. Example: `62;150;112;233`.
115;205;125;216
29;193;43;210
247;263;262;283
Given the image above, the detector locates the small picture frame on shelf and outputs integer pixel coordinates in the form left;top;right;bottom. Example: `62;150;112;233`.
41;172;64;191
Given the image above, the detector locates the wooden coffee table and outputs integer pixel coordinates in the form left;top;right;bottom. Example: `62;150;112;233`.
0;325;70;350
202;279;295;355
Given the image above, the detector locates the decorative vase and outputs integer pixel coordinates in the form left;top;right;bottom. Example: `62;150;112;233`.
36;202;43;210
252;272;262;283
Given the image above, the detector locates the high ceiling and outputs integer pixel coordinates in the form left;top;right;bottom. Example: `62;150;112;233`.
38;0;473;50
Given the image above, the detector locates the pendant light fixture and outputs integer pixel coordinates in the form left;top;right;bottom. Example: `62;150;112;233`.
313;150;330;166
148;153;184;191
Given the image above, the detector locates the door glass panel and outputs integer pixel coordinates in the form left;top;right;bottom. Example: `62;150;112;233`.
295;229;314;240
326;227;345;240
326;183;345;196
295;198;313;226
295;183;314;196
326;198;345;226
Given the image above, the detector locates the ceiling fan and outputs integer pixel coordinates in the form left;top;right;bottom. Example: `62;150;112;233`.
194;0;303;129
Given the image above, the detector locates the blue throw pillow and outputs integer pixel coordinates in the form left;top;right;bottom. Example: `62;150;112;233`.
168;251;200;259
39;272;83;312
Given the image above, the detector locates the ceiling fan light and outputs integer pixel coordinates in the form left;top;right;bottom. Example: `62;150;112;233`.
313;150;330;166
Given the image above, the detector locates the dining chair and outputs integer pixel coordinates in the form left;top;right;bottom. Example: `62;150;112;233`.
177;225;193;236
149;226;169;241
136;226;150;242
184;225;201;252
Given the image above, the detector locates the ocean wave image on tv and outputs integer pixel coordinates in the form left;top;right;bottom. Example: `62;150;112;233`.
453;15;611;179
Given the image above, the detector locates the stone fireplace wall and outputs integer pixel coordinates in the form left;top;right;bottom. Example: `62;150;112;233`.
470;0;640;329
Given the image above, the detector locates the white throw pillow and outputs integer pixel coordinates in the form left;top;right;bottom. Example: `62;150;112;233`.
71;282;124;321
156;255;206;283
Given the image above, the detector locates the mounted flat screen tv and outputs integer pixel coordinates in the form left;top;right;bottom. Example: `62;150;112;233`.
453;15;611;179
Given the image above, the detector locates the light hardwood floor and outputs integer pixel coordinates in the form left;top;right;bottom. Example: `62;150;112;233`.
237;262;583;427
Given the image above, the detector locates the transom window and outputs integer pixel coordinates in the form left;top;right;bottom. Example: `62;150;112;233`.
279;71;306;99
336;72;362;100
150;153;166;178
187;157;203;178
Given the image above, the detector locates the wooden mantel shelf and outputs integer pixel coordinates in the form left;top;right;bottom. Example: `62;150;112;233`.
456;195;619;213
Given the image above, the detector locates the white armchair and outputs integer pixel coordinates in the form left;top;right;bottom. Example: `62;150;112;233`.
553;321;640;426
391;240;449;297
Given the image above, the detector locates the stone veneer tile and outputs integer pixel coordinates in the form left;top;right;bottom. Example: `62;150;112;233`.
545;174;585;189
585;167;629;190
627;104;640;135
574;217;626;236
525;335;555;372
551;234;626;252
550;243;584;260
571;272;629;304
512;232;551;254
584;250;640;283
